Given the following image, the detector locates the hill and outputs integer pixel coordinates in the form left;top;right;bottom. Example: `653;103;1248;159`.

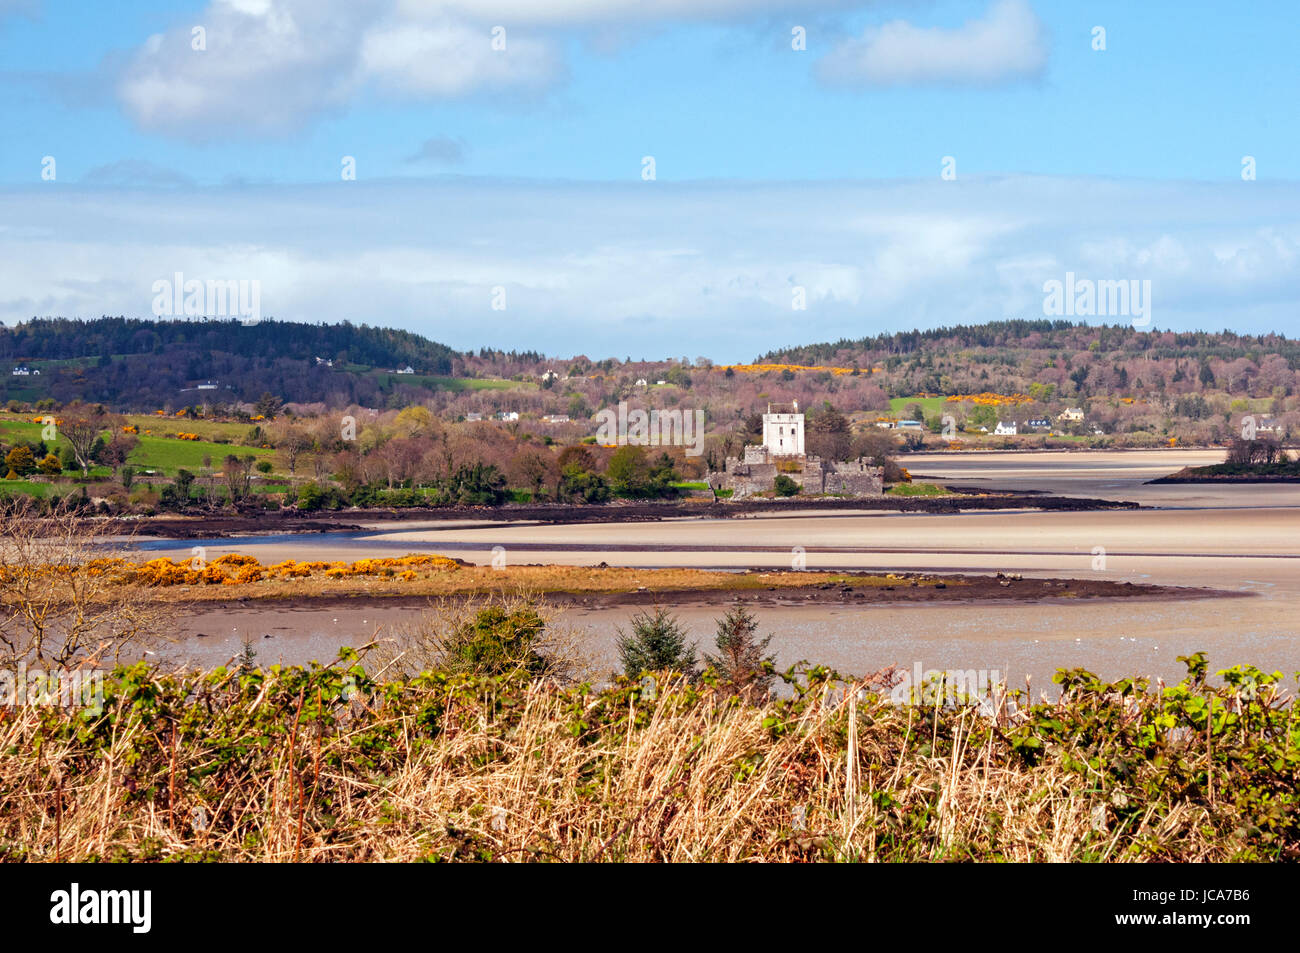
0;318;457;410
1;318;1296;449
756;319;1299;400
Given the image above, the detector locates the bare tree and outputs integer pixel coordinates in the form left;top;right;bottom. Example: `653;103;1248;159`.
223;454;255;501
0;499;170;667
98;431;138;477
59;403;112;477
275;425;315;477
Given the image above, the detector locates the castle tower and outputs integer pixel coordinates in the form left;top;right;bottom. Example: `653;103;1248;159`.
761;400;804;456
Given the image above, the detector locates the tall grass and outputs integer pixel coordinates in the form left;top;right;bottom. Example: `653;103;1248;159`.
2;651;1295;862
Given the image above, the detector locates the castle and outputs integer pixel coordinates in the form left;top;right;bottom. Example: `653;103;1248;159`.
708;402;883;499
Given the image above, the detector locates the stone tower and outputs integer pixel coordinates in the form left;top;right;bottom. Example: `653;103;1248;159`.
761;401;804;456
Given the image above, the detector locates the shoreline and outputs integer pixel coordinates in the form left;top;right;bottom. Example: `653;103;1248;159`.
111;491;1139;539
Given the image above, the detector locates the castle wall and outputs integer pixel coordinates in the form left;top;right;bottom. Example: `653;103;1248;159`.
709;448;882;499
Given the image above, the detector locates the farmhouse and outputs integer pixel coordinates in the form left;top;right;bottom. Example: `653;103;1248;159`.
708;402;883;499
994;421;1018;436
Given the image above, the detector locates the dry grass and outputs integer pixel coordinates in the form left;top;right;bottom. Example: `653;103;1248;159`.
3;656;1291;863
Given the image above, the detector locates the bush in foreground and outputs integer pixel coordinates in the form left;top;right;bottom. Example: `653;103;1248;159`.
0;651;1295;862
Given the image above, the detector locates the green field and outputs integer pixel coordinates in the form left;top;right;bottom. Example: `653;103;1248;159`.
127;436;274;474
0;480;54;497
0;413;274;477
342;366;526;392
423;376;525;392
888;396;949;416
886;482;949;497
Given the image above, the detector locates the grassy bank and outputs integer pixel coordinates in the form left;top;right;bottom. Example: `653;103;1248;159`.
2;652;1295;862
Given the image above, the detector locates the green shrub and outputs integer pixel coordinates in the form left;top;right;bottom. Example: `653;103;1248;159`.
773;474;800;496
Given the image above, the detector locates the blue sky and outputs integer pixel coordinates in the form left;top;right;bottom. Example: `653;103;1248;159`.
1;1;1298;360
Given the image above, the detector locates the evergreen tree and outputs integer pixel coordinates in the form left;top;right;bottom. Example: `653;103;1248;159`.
616;608;697;678
704;605;776;701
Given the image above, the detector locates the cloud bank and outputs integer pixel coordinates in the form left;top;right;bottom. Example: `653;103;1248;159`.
2;175;1296;360
114;0;1052;139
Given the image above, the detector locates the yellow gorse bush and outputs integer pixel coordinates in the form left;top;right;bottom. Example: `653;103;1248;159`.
945;392;1033;406
718;363;861;376
1;552;460;588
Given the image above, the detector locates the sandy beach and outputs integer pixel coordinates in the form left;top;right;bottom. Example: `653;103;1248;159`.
127;449;1300;692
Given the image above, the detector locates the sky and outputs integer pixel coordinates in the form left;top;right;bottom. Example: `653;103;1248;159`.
0;0;1297;361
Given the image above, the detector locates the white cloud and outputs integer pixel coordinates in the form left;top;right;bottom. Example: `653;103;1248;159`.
2;175;1298;360
114;0;880;138
116;0;566;139
359;19;562;99
118;0;373;136
818;0;1048;87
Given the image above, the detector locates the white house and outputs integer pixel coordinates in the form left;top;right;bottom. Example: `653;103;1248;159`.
465;412;484;422
542;414;571;424
495;411;520;422
196;381;218;390
11;366;36;376
1058;408;1085;422
994;421;1018;436
634;378;648;387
